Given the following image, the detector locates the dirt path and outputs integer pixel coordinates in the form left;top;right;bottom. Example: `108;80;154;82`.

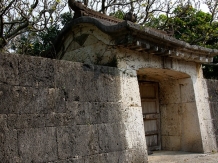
148;151;218;163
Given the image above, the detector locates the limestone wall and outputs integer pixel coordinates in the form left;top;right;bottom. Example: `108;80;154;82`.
0;53;147;163
205;79;218;152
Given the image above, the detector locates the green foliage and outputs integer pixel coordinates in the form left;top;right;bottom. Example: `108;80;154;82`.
32;25;60;56
60;12;73;26
146;5;218;79
109;10;124;20
12;12;72;57
202;64;218;79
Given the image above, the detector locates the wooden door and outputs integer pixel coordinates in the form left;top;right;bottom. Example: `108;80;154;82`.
139;82;161;151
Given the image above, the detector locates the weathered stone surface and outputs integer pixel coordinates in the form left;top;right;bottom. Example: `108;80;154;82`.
159;78;204;152
57;125;99;159
210;102;218;120
7;114;45;129
0;129;19;163
0;83;19;114
159;80;181;104
179;80;196;103
66;102;124;125
0;53;147;162
206;80;218;102
18;55;55;87
98;123;128;153
18;127;57;162
0;53;19;85
162;136;181;151
161;104;181;136
206;80;218;151
0;84;57;114
45;112;75;127
180;102;203;152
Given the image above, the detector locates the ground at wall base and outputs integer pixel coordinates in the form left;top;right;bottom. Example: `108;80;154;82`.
148;151;218;163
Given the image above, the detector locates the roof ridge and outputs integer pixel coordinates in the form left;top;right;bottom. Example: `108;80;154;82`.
68;0;123;23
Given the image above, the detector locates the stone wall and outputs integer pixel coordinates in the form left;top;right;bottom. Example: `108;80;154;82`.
206;79;218;152
0;53;147;163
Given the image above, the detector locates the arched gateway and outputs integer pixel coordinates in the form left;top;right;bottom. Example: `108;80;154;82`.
49;1;218;161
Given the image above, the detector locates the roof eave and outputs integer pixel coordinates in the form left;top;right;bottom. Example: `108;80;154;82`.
54;16;218;63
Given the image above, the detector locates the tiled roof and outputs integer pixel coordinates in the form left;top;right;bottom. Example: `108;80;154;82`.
54;16;218;63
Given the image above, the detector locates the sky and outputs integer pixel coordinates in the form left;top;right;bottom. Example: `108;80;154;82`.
200;3;210;12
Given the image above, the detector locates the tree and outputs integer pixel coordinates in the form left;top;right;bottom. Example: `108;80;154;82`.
0;0;67;51
1;0;216;52
11;12;72;57
146;5;218;48
146;4;218;79
1;0;218;77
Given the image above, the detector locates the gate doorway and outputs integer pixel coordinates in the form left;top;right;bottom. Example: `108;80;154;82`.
139;82;161;151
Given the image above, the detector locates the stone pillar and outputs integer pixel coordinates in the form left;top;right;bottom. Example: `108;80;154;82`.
192;65;217;153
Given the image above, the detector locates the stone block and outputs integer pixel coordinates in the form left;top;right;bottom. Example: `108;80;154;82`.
121;106;144;124
0;129;19;162
0;53;19;85
197;102;213;120
17;87;54;114
67;101;125;125
50;157;85;163
90;102;123;124
0;85;56;114
73;102;92;125
0;83;79;115
180;103;203;152
98;152;119;163
0;84;20;114
57;125;99;159
84;154;100;163
56;126;76;159
98;150;147;163
18;55;54;87
54;60;80;89
193;78;210;103
74;125;99;156
98;123;128;153
53;88;67;113
7;114;45;129
206;80;218;102
210;120;218;136
93;66;121;102
18;127;57;162
45;113;75;127
0;114;7;130
161;104;181;136
120;72;141;107
159;80;181;104
55;61;122;103
102;151;128;163
67;102;123;125
55;61;96;102
131;149;147;163
76;64;95;102
123;118;146;150
180;80;195;103
162;135;181;151
210;102;218;120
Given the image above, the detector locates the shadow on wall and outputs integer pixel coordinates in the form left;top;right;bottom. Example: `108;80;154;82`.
206;79;218;151
0;53;147;162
